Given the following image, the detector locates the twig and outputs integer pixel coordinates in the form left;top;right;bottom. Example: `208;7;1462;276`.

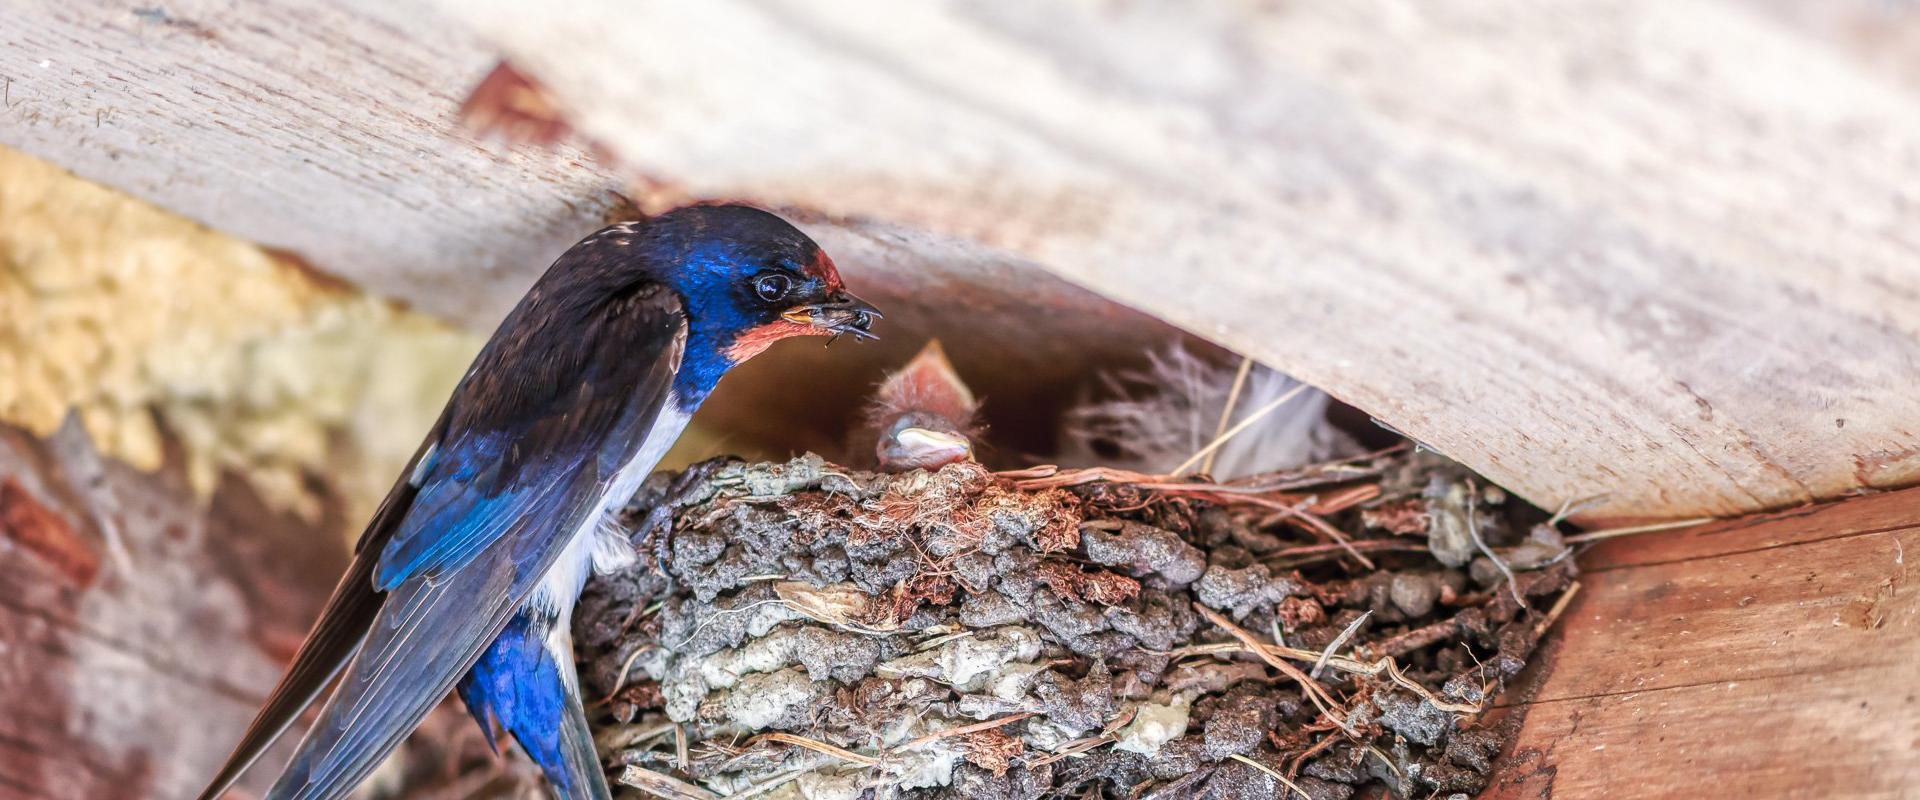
618;766;719;800
1354;616;1458;661
1172;384;1310;476
591;644;655;707
1311;610;1371;680
1202;356;1256;476
1099;705;1141;738
1564;517;1715;544
722;767;811;800
1140;768;1215;800
1229;754;1309;798
1011;466;1167;490
1164;640;1480;714
1366;744;1404;780
672;598;787;648
745;732;881;767
1306;483;1382;515
1193;603;1355;734
1227;442;1411;491
1263;499;1378;570
1262;539;1429;563
1287;733;1341;776
1546;493;1609;527
1007;445;1401;501
895;713;1034;751
595;722;675;756
1025;735;1115;767
993;464;1059;480
1465;480;1527;611
1532;581;1582;639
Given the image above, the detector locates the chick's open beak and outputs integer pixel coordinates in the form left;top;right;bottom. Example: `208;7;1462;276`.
782;292;882;340
894;427;973;461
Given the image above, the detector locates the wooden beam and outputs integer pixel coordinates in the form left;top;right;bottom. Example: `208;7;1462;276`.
434;0;1920;523
0;0;1191;465
1487;488;1920;797
0;0;613;324
5;1;1919;520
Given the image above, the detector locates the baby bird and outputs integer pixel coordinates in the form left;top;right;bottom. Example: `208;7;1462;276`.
865;340;980;472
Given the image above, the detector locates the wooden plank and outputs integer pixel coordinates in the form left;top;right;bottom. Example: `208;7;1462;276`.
1491;672;1918;799
0;424;341;800
0;0;615;325
421;0;1920;524
0;0;1190;467
1487;489;1920;798
1582;488;1920;571
5;0;1920;521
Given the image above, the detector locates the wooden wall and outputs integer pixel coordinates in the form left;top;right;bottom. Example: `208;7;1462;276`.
1489;487;1920;797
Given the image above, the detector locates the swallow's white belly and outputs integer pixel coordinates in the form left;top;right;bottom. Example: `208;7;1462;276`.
528;400;691;619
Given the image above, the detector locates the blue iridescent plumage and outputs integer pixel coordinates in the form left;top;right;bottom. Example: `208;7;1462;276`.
460;614;606;798
195;205;878;800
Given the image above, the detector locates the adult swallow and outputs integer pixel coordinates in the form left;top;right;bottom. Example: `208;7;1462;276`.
865;339;978;472
196;205;878;800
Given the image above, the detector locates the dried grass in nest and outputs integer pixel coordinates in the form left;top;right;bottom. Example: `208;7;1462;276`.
548;442;1589;800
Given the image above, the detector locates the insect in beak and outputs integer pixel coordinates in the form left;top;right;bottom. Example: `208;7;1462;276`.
782;292;881;340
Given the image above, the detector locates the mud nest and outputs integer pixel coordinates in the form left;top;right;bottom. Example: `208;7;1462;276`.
572;446;1578;800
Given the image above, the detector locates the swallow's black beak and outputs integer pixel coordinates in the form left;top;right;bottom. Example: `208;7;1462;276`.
782;292;881;340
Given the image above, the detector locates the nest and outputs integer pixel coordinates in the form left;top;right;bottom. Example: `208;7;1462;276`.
560;445;1578;800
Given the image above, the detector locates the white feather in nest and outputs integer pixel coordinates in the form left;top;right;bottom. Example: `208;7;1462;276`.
1057;346;1359;479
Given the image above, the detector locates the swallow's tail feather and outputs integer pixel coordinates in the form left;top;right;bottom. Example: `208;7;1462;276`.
195;524;386;800
459;611;612;799
263;547;519;800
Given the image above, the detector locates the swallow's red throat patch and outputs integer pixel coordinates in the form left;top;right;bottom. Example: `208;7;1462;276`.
727;320;817;363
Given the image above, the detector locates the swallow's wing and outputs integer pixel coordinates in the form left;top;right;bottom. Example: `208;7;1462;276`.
192;422;443;800
197;284;686;800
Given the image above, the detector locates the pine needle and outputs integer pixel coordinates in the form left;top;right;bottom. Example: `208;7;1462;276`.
618;766;720;800
1194;603;1355;734
591;643;655;707
1311;610;1371;680
895;712;1034;751
1229;754;1309;798
1565;517;1715;543
1533;581;1582;639
1465;480;1526;611
1201;356;1256;475
745;732;881;767
1172;383;1309;476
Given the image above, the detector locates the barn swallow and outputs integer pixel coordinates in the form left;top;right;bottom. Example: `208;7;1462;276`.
196;205;878;800
865;340;979;472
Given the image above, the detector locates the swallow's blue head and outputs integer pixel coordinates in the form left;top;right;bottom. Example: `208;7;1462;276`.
577;204;879;406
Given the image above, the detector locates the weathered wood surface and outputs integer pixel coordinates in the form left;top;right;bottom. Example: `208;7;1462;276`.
0;0;1190;468
1487;488;1920;798
4;0;1920;522
0;423;341;800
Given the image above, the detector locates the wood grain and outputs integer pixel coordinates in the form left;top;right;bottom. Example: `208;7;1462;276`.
0;0;617;324
0;0;1193;467
432;0;1920;523
1487;488;1920;798
5;0;1920;521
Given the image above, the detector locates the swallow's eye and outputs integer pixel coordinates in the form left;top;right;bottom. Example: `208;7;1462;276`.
752;272;792;303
